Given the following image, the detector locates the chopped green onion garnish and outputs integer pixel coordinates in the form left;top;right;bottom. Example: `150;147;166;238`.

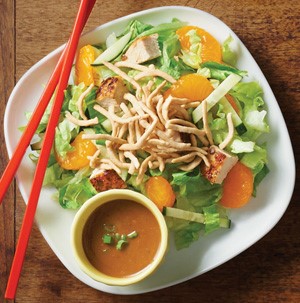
101;226;138;250
120;234;127;241
102;234;113;244
116;239;128;250
127;231;138;239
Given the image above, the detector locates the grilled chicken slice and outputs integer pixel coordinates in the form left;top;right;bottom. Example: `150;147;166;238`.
123;34;161;64
96;76;128;109
90;169;127;192
201;147;238;184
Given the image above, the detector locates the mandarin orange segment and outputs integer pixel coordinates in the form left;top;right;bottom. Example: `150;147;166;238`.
220;162;254;208
75;45;96;86
55;132;97;170
164;73;214;101
145;176;176;211
176;26;222;63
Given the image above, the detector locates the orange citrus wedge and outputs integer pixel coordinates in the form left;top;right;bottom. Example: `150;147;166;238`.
75;45;96;86
164;73;214;101
220;162;254;208
55;132;97;170
145;176;176;211
176;26;222;63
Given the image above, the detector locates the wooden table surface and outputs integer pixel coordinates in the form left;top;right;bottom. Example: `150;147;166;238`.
0;0;299;302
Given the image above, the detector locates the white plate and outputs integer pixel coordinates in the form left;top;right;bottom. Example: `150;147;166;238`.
4;6;295;295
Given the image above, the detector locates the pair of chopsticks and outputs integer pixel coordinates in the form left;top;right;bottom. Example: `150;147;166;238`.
3;0;96;299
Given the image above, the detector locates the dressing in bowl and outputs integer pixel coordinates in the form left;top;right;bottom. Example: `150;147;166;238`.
71;189;168;286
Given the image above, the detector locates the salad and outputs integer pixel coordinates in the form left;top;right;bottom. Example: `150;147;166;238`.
27;18;269;250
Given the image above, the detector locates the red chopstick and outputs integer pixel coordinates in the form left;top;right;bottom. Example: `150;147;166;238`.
0;0;95;205
4;0;96;299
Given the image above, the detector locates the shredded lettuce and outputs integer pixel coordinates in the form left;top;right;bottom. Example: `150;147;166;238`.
197;67;211;78
160;32;188;79
45;167;97;209
241;145;268;173
203;204;224;234
59;178;97;209
244;109;269;133
168;170;226;249
179;29;202;69
54;117;79;158
231;81;270;139
123;19;154;41
159;32;191;80
222;35;238;66
200;61;247;81
241;144;269;195
171;170;222;209
171;222;202;249
67;83;85;112
136;18;186;41
54;84;100;158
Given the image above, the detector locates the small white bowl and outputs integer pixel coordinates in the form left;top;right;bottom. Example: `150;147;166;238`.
71;189;168;286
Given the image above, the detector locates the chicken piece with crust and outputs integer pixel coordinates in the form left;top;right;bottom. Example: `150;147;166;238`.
123;34;161;64
201;147;238;184
90;169;127;192
96;76;128;109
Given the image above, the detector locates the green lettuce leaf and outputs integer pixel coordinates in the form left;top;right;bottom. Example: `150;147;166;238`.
59;178;97;209
58;167;97;209
222;35;238;66
169;170;226;249
55;84;99;158
158;32;193;80
171;170;222;210
44;158;97;209
244;109;269;133
241;144;268;173
231;81;270;140
67;83;86;112
123;19;154;40
173;222;202;249
241;144;269;195
200;61;247;81
136;18;186;41
179;29;202;69
197;67;211;78
203;204;223;234
54;116;79;158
